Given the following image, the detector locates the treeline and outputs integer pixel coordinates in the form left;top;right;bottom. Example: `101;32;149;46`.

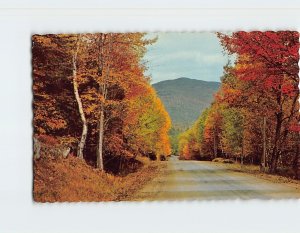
32;33;171;174
179;31;300;177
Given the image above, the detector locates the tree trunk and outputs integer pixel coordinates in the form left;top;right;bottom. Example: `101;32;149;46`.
96;33;111;171
213;126;217;158
261;116;267;172
270;112;283;173
241;136;244;167
97;109;104;170
293;131;300;179
72;34;88;159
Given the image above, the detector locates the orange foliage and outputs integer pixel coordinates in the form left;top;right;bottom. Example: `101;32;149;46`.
32;32;171;178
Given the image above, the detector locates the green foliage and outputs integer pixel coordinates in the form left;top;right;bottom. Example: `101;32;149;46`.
193;108;210;146
221;108;244;156
169;126;186;155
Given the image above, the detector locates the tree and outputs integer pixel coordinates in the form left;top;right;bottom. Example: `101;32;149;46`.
220;108;244;162
32;33;171;174
218;31;299;173
32;34;83;147
72;34;88;159
179;31;299;177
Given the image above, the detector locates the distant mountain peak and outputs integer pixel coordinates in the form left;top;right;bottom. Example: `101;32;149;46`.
175;77;192;80
153;78;220;128
153;77;220;85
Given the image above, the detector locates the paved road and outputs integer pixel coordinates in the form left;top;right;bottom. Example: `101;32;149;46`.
133;156;300;201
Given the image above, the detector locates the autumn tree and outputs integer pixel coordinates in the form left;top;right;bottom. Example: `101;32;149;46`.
220;108;245;162
32;33;171;174
179;31;299;178
72;34;88;159
218;31;299;173
32;34;82;146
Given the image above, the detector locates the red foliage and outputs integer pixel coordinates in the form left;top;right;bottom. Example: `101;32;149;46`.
290;124;300;132
218;31;299;95
36;134;59;145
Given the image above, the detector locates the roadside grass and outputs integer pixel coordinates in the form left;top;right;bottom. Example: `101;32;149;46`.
33;155;165;202
212;158;300;190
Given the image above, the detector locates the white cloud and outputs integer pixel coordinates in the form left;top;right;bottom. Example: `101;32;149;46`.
143;32;230;83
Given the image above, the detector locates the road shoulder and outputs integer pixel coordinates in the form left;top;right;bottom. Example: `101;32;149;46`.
211;161;300;191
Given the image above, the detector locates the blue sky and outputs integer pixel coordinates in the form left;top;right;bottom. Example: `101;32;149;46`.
143;32;231;84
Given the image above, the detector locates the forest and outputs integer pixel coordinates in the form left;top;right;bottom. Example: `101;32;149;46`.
32;33;171;201
178;31;300;178
33;31;300;202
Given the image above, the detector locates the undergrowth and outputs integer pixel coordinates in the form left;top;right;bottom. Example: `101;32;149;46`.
33;155;162;202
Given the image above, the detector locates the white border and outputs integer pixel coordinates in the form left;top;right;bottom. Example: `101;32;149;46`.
0;5;300;233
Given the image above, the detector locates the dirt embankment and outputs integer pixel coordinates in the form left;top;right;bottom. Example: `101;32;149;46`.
34;155;165;202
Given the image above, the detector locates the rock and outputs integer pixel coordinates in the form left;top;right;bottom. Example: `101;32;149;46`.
223;159;234;164
33;137;41;159
33;137;71;159
62;147;70;158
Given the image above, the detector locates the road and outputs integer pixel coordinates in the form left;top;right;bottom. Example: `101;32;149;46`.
133;156;300;201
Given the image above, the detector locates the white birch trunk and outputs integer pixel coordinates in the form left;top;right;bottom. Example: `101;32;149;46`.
72;34;88;159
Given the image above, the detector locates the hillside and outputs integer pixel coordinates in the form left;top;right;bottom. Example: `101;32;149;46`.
153;77;220;129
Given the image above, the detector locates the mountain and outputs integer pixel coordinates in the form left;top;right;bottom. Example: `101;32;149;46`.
153;77;220;129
